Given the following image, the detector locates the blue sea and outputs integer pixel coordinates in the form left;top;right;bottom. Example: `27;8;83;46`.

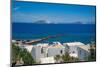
12;23;96;44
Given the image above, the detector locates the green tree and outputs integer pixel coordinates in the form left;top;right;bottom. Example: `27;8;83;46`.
12;44;21;63
89;42;96;61
12;44;36;66
62;52;71;62
88;48;96;61
21;48;36;65
61;52;79;62
54;55;61;63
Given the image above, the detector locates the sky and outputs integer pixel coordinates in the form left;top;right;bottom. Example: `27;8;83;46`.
12;0;96;24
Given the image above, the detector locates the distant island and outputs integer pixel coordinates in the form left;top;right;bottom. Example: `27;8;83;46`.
13;20;95;24
33;20;83;24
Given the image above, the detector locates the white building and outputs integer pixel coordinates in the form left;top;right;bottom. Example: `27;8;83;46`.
12;40;91;63
30;42;65;63
63;42;90;61
47;42;65;57
40;57;55;64
31;43;49;62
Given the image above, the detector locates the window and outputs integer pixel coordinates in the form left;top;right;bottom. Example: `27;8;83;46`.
47;53;48;57
72;51;75;53
41;48;44;54
79;50;81;55
60;50;63;54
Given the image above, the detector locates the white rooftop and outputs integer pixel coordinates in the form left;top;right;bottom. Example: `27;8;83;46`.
63;42;85;46
48;42;64;48
36;43;49;47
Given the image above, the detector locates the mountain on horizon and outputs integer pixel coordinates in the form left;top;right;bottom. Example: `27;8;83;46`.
32;20;83;24
33;20;51;24
13;20;94;24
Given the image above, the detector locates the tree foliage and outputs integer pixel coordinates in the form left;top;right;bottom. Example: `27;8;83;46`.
88;48;96;61
54;53;79;63
61;53;79;62
12;44;36;65
54;55;61;63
